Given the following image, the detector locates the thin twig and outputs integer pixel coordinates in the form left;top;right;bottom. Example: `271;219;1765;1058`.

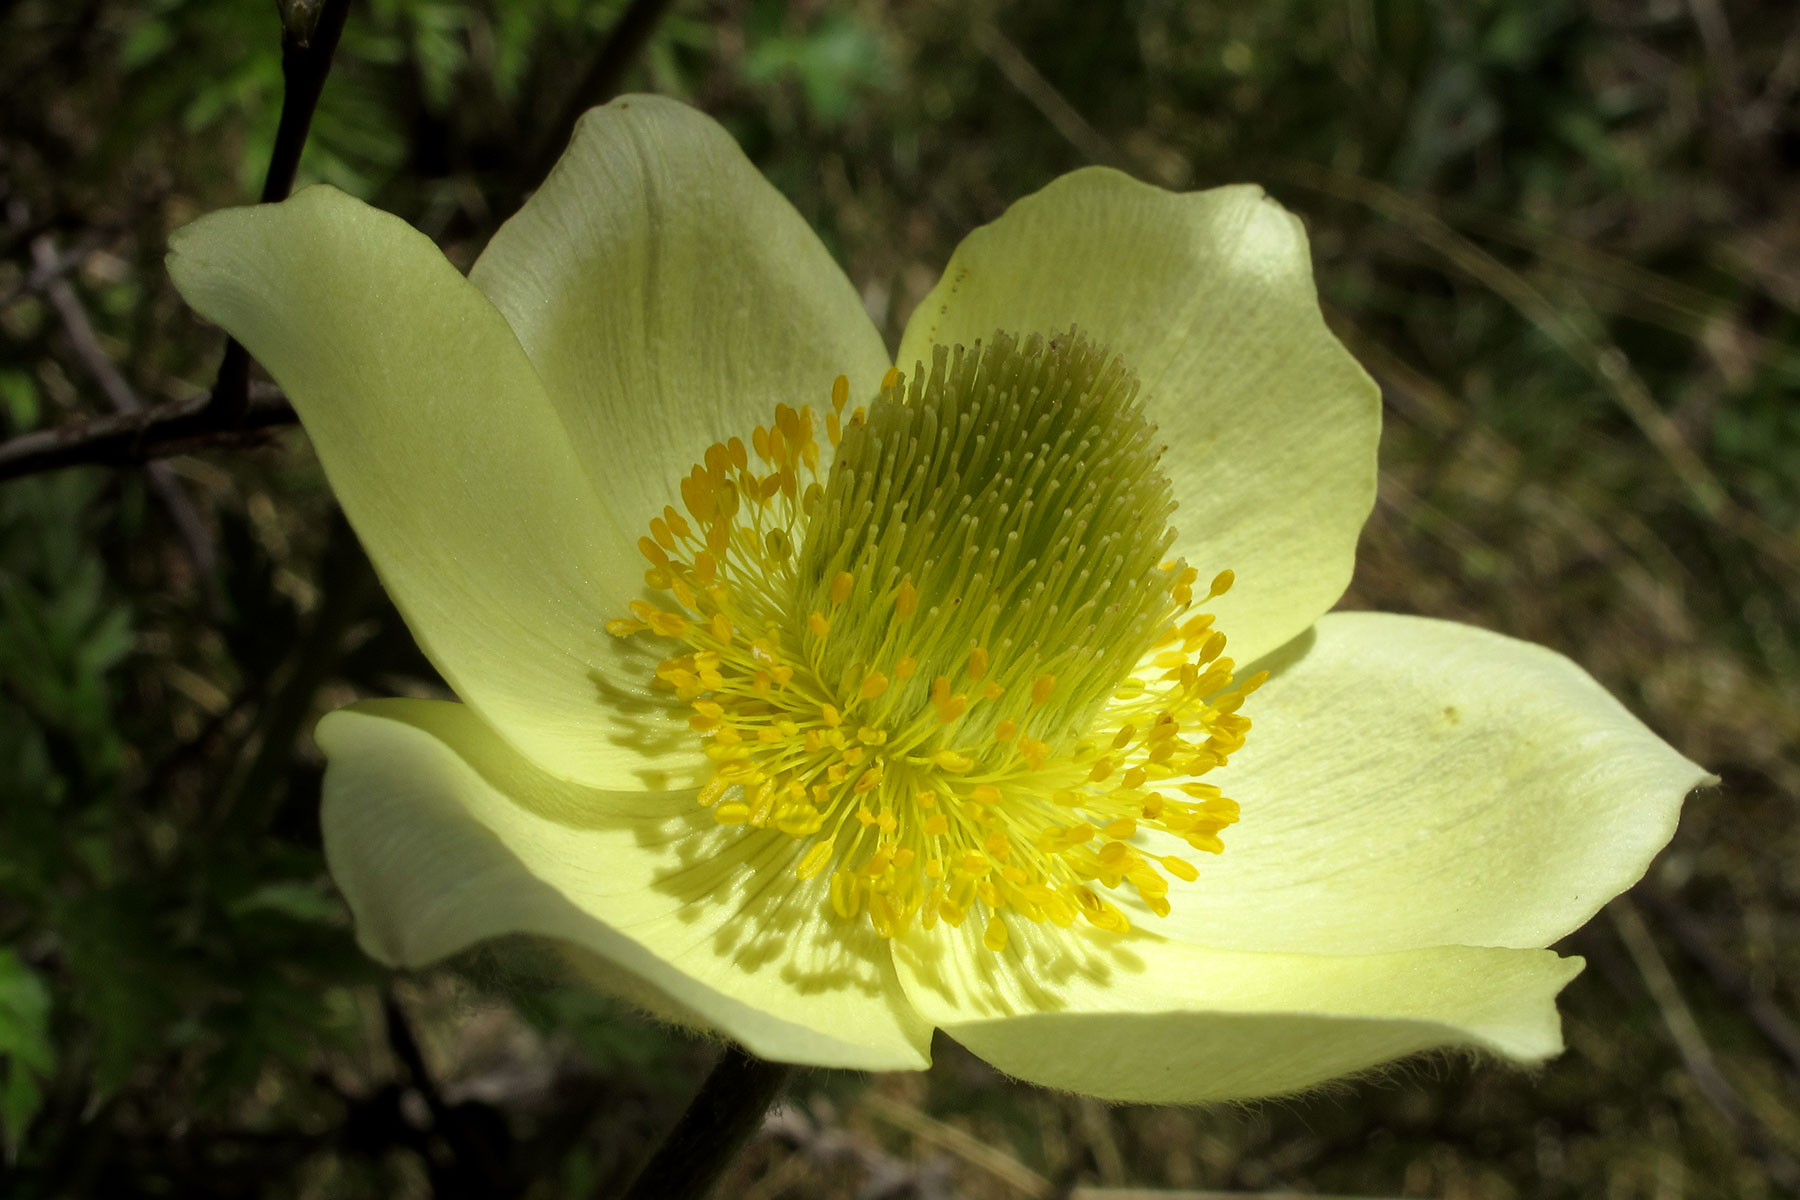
0;229;105;311
0;387;295;482
0;0;345;481
972;22;1138;176
1609;898;1800;1185
1270;161;1800;584
207;0;353;423
0;0;682;484
30;235;221;605
1638;889;1800;1080
528;0;679;188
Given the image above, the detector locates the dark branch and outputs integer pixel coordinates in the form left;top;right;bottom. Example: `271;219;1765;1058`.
207;0;355;423
614;1044;791;1200
0;387;296;483
0;0;676;485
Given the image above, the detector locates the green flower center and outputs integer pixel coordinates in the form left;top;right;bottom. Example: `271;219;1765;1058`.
609;331;1262;949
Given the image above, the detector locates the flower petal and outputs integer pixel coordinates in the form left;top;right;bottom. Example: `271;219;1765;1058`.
469;95;892;527
898;171;1379;664
1151;612;1712;954
319;698;934;1071
894;920;1578;1103
168;188;702;791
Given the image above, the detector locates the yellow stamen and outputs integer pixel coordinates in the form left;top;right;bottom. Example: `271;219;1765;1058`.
606;333;1257;954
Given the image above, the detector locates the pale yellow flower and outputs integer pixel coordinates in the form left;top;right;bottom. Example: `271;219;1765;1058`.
167;96;1708;1102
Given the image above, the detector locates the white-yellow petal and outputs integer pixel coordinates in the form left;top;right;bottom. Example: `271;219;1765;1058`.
318;698;934;1071
895;920;1578;1104
167;188;703;791
1152;612;1712;954
470;95;892;527
898;170;1379;666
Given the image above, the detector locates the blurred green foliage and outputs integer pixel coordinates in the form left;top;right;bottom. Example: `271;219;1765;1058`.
1;0;1798;1196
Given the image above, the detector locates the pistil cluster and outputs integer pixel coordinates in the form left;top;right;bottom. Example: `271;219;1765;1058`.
609;332;1264;951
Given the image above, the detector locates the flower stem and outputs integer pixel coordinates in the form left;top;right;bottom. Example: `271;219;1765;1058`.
616;1045;792;1200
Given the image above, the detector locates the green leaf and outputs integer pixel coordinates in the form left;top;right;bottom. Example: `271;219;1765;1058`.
0;949;54;1162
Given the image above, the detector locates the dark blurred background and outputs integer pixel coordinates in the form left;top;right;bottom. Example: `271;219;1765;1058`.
2;1;1798;1197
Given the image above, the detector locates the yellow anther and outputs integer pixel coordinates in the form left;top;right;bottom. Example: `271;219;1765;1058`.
881;366;901;391
1160;855;1199;882
610;362;1255;952
830;871;862;919
1207;569;1235;599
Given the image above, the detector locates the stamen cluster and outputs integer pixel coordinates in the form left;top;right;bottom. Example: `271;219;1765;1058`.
609;332;1264;951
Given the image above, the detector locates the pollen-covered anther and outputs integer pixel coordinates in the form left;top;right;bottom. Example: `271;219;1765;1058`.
608;331;1264;950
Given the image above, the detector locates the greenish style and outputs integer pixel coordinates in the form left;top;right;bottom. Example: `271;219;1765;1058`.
166;94;1711;1102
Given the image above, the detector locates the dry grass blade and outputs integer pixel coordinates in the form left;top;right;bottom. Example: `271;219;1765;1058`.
862;1091;1055;1196
1273;161;1800;583
1610;897;1800;1186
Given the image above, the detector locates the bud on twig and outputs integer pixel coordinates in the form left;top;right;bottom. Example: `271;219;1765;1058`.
277;0;324;48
